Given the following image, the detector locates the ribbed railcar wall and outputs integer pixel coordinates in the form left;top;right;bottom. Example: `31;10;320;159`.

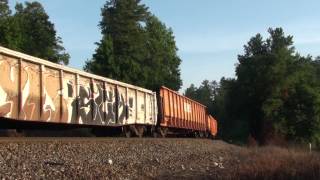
0;46;157;127
159;86;207;131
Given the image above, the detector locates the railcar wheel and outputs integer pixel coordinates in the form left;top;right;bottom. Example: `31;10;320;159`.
199;131;204;138
0;129;24;137
151;126;158;138
194;131;199;138
159;127;168;138
135;126;144;138
204;132;209;138
153;131;159;138
123;126;132;138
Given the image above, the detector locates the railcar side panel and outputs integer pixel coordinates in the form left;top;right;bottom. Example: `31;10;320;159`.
117;86;127;125
42;66;61;123
91;80;105;125
127;88;136;124
136;91;145;123
145;94;151;124
0;55;19;119
20;61;41;121
61;72;77;124
159;86;208;131
105;83;117;125
77;76;92;124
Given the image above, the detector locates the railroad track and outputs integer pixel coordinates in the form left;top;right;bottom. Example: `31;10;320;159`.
0;137;211;142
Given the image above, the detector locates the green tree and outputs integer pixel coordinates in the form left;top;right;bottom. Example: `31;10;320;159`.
0;1;69;64
13;2;69;64
0;0;11;45
235;28;296;143
234;28;320;145
213;77;250;142
84;35;115;78
85;0;149;86
184;84;198;100
0;0;10;17
277;56;320;144
85;0;182;91
144;15;182;90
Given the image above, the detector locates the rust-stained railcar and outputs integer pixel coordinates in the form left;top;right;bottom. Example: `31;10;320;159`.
0;46;157;136
158;86;217;137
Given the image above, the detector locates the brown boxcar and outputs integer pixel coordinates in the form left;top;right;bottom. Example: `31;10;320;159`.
159;86;216;137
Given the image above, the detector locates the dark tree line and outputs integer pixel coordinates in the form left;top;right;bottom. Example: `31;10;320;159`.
84;0;182;91
185;28;320;146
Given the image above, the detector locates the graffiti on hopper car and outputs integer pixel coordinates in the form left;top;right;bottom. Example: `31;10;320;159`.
0;54;155;126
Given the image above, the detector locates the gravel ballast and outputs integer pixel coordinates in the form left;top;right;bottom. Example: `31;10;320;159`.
0;138;237;179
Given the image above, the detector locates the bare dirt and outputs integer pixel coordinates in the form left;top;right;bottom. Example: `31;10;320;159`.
0;138;318;180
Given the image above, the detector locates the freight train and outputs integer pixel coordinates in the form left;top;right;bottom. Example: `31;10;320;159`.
0;46;217;137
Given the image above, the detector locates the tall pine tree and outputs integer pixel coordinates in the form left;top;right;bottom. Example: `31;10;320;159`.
85;0;182;91
85;0;149;87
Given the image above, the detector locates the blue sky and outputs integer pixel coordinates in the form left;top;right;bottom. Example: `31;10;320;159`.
10;0;320;90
